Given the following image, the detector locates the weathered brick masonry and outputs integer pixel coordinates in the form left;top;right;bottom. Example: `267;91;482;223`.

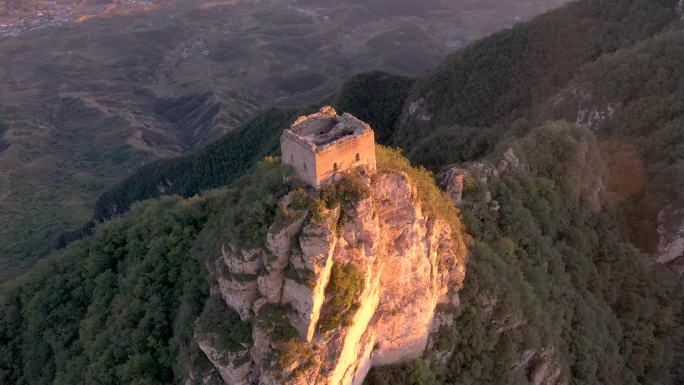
281;106;376;189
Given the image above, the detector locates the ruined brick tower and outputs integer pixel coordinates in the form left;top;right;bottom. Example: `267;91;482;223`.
281;106;376;189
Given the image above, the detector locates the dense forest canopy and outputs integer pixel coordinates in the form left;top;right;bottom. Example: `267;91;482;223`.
0;159;292;385
542;31;684;251
393;0;681;144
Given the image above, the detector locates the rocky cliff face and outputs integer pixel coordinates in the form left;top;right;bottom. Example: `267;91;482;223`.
196;170;467;385
439;148;525;212
656;204;684;275
543;86;620;132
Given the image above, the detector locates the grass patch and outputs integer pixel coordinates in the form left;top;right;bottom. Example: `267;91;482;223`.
277;338;317;379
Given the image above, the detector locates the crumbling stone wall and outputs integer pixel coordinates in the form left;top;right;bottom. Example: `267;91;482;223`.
314;130;376;186
282;134;319;187
281;108;376;189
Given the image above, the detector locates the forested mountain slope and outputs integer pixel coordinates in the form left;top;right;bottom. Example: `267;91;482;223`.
89;108;310;224
1;0;682;384
0;160;290;385
389;0;684;260
369;122;682;385
393;0;680;144
542;31;684;254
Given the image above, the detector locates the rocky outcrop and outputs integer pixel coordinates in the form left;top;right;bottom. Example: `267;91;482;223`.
656;204;684;275
516;347;562;385
440;142;604;213
498;148;522;173
575;103;619;131
543;86;620;132
404;98;432;123
439;167;469;206
439;148;524;211
196;332;252;385
215;245;263;320
197;171;468;385
282;204;338;342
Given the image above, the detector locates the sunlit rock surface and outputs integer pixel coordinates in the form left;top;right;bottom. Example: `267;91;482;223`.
198;171;468;385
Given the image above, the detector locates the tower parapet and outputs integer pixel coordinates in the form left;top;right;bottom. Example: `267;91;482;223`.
281;106;376;189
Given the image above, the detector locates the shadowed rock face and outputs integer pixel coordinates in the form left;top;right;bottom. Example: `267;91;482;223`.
656;204;684;275
196;171;467;385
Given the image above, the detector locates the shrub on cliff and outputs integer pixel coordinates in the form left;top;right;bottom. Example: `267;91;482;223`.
196;296;253;355
309;173;371;222
366;359;438;385
256;304;298;343
277;338;316;378
319;262;366;332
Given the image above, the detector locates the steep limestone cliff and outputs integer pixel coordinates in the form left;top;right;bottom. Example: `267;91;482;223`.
195;169;467;385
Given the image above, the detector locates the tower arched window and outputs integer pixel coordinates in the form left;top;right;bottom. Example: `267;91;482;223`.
355;153;361;162
333;162;338;171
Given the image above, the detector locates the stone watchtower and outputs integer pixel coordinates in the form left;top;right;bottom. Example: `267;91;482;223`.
281;106;376;189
